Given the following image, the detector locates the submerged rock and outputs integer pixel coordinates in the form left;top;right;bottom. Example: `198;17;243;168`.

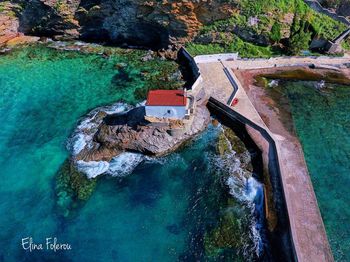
217;127;253;174
55;160;97;216
204;208;249;259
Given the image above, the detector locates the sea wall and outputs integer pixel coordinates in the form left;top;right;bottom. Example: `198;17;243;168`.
180;54;297;260
177;47;202;89
207;97;297;262
194;53;239;63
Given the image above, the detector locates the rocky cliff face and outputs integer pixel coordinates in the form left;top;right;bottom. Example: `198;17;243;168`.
337;1;350;18
321;0;350;17
0;2;20;43
1;0;238;48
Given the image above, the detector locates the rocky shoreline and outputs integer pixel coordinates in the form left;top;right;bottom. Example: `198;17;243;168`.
69;89;210;178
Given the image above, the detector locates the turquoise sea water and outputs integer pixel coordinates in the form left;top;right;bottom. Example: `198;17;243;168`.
275;82;350;261
0;46;147;261
0;46;263;261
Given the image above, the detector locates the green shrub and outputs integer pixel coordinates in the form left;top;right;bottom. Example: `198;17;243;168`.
186;36;279;58
270;22;282;43
190;0;347;57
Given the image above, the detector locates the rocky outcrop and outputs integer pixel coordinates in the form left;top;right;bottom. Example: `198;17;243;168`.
233;27;270;46
96;105;209;157
305;0;350;25
337;1;350;18
320;0;350;17
0;2;20;44
75;101;210;162
1;0;238;48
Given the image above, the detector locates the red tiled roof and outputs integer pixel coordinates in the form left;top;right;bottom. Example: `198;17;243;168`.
146;90;186;106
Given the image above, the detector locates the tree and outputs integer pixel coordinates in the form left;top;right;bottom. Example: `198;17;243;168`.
289;29;312;55
270;22;282;43
288;13;312;55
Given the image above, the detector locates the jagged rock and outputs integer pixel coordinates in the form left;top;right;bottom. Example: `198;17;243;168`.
76;103;210;162
0;2;20;45
195;32;234;45
337;1;350;17
233;27;270;47
217;127;254;175
0;0;238;49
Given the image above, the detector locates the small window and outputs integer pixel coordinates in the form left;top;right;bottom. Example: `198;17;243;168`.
167;110;171;114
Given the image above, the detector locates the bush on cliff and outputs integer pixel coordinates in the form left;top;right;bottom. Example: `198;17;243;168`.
188;0;346;57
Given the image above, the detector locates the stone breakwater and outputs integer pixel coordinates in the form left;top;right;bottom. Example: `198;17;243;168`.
193;53;350;261
68;94;210;178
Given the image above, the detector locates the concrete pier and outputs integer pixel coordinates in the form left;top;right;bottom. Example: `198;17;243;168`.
193;56;347;262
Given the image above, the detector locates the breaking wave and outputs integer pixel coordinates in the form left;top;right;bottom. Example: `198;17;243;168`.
67;102;132;156
68;102;147;178
76;152;144;179
77;160;110;179
107;153;144;177
212;127;265;259
268;79;279;87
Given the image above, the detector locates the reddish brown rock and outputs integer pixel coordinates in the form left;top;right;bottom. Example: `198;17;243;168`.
0;0;238;48
0;5;19;45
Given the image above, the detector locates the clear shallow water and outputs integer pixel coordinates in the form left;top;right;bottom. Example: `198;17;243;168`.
0;46;263;261
274;82;350;261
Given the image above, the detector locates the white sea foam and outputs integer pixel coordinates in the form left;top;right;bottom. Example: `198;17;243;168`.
144;156;167;165
76;152;144;179
103;103;131;114
71;133;87;156
69;102;147;179
107;152;144;177
76;160;110;179
315;80;326;90
268;79;279;87
226;176;264;257
68;102;132;156
213;127;265;258
136;100;146;107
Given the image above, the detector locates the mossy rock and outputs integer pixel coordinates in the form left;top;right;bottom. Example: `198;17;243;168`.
217;132;231;156
204;210;246;259
55;159;97;216
217;127;247;156
254;76;269;88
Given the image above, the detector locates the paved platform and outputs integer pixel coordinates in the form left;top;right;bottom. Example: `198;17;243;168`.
197;59;334;262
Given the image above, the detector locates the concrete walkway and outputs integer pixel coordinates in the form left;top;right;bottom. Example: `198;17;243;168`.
196;58;338;262
225;56;350;70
